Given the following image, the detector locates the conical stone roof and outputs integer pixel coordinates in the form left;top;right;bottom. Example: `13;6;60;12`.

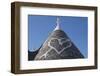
34;18;84;60
34;29;84;60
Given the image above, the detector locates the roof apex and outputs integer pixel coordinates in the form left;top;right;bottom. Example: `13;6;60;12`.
54;17;61;31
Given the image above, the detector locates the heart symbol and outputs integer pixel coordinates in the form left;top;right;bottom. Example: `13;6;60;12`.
48;38;72;54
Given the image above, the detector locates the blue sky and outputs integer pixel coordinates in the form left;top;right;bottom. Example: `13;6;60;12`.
28;15;88;58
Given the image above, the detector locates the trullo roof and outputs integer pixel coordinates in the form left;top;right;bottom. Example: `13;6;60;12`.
34;18;84;60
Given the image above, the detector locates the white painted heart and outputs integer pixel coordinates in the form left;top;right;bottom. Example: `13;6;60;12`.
48;38;72;54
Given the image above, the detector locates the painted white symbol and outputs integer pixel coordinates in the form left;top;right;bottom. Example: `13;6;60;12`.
39;38;72;59
48;38;72;54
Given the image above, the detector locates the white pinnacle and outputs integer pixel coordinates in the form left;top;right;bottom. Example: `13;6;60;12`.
54;17;61;31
